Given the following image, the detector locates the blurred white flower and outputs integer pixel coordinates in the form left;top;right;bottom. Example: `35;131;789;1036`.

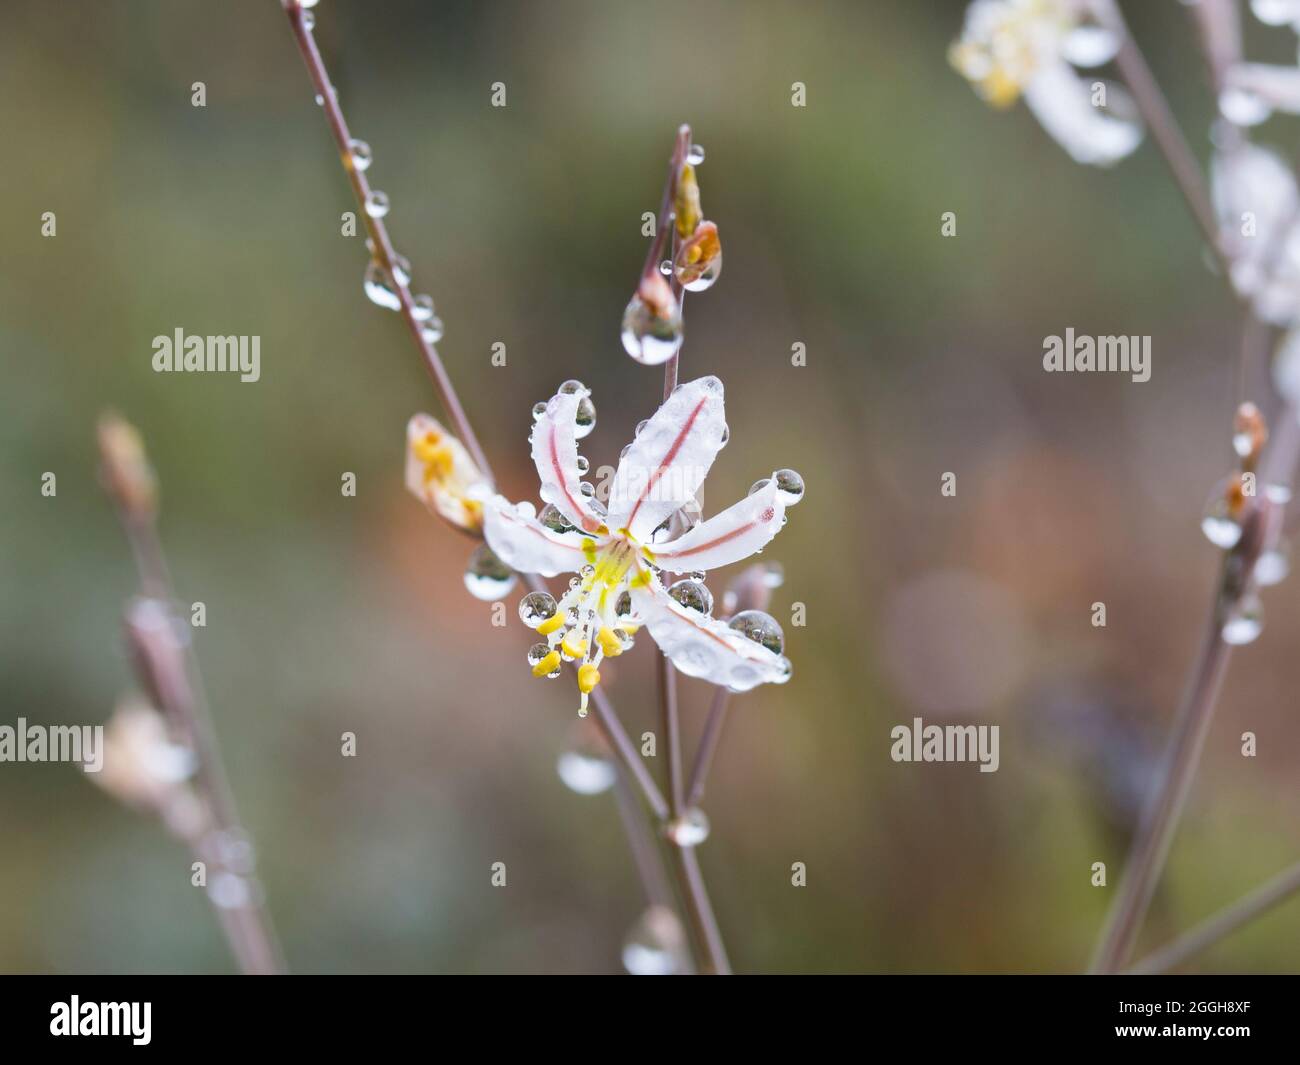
950;0;1142;166
1211;141;1300;324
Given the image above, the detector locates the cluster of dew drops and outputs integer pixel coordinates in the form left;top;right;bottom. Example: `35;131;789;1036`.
299;0;447;349
1199;422;1292;647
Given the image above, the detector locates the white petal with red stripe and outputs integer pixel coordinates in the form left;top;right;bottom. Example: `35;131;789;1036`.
530;387;606;535
631;578;790;692
482;495;594;578
651;476;787;575
607;376;727;541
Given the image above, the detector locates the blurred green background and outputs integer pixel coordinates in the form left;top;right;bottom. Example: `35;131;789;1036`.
2;0;1298;973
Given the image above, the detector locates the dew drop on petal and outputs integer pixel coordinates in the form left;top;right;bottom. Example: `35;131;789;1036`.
668;578;713;615
575;455;590;475
1222;595;1264;645
728;609;784;654
574;396;597;439
614;591;634;619
773;468;804;504
556;750;616;795
464;544;516;600
364;190;390;218
519;591;558;628
622;905;687;976
559;379;586;395
579;481;596;498
348;138;372;172
748;478;771;496
774;655;794;684
532;401;549;422
538;503;574;533
664;807;710;847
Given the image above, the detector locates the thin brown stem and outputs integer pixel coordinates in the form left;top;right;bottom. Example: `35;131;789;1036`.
659;655;685;818
686;687;731;810
281;0;493;481
111;482;284;975
1092;0;1238;284
1127;858;1300;974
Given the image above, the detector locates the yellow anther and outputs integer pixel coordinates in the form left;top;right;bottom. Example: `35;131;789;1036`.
582;539;598;564
622;623;640;635
561;634;588;659
630;570;652;589
597;627;624;658
531;650;561;678
578;663;601;693
536;613;565;637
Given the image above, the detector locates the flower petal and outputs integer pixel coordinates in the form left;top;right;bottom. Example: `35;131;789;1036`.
1023;66;1141;166
631;577;790;693
651;476;787;574
608;376;727;540
405;413;488;533
483;495;594;578
530;386;606;534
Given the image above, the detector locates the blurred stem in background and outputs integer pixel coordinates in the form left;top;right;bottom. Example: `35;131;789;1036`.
1088;0;1300;973
97;414;284;975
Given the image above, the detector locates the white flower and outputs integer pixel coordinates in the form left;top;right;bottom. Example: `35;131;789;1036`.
1211;141;1300;324
950;0;1142;166
483;376;801;714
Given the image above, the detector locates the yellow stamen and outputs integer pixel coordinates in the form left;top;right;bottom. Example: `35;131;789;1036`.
578;663;601;693
531;650;561;678
597;627;623;658
561;634;588;659
537;613;565;637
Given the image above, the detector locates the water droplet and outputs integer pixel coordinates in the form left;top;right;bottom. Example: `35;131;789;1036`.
528;642;562;678
348;138;372;171
1219;87;1272;127
538;504;574;533
613;626;635;651
363;261;401;311
748;478;771;496
621;294;682;366
532;401;549;422
556;750;616;795
773;468;804;504
301;9;316;31
574;396;596;439
575;454;590;475
464;544;516;600
668;578;713;615
365;190;390;219
718;425;729;448
686;143;705;166
635;419;649;437
1256;543;1290;586
774;655;794;683
728;609;784;654
622;905;687;975
411;293;435;322
1202;477;1244;549
1222;595;1264;645
209;872;252;910
659;259;673;276
615;591;634;618
664;807;710;847
579;481;596;498
761;560;785;589
579;564;596;579
391;255;411;287
1266;483;1293;505
298;0;320;7
420;317;445;344
559;379;586;395
519;591;558;628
